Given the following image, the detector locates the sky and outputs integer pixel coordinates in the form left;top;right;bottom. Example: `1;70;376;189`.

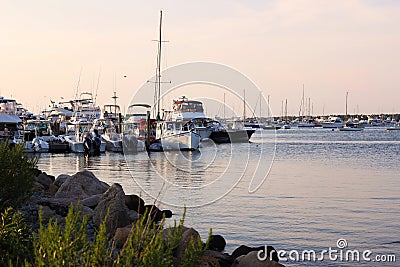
1;0;400;117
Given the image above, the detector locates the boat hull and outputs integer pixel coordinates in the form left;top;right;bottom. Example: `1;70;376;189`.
160;132;201;150
209;129;255;143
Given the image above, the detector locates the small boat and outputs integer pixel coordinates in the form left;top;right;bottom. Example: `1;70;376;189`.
65;120;106;153
339;126;363;132
386;125;400;131
23;119;52;153
209;119;255;143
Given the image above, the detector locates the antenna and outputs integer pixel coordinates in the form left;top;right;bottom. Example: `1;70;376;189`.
94;68;101;104
74;68;82;100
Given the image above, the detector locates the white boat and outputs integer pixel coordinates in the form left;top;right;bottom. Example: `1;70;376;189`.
101;128;123;152
155;120;201;151
0;97;24;147
167;96;213;140
322;116;345;128
23;120;52;152
121;104;150;153
65;120;106;153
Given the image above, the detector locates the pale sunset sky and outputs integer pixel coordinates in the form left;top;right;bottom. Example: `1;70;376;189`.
1;0;399;116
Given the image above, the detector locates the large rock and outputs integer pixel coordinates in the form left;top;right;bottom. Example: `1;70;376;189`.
176;228;201;261
35;172;55;189
55;171;109;200
113;225;132;249
197;255;220;267
203;250;234;267
54;174;72;187
93;183;130;236
82;194;103;209
232;245;279;262
232;251;285;267
124;194;145;213
208;234;226;252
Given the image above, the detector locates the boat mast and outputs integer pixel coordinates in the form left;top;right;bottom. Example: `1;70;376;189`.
223;93;226;119
156;10;163;121
243;89;246;121
345;91;349;117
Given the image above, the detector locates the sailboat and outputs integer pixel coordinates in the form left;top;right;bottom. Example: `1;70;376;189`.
280;99;291;129
151;11;201;151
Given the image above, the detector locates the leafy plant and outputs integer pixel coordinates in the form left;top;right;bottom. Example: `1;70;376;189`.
0;141;37;211
0;207;33;266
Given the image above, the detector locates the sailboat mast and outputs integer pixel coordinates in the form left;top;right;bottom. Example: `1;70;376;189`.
156;10;163;120
243;89;246;121
345;91;349;117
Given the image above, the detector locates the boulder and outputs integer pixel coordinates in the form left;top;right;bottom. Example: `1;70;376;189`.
35;172;54;189
55;171;109;200
143;205;172;222
54;174;72;187
93;183;130;236
208;234;226;252
176;228;201;261
203;250;234;267
124;194;145;213
128;210;139;222
197;255;220;267
113;225;132;249
82;194;103;209
46;183;59;196
38;197;78;217
34;181;46;194
232;245;279;262
232;251;285;267
163;209;173;218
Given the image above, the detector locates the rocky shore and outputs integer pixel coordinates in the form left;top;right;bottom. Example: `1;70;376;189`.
18;169;285;267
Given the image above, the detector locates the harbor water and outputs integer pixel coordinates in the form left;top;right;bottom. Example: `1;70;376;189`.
37;127;400;266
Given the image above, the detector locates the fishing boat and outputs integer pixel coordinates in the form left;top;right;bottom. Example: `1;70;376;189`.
155;120;201;150
122;104;150;152
210;117;255;143
64;120;106;153
23;120;51;152
168;96;213;140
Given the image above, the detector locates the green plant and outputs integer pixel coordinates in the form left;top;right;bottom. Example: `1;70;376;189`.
0;141;37;211
0;207;33;266
34;203;89;267
31;203;210;267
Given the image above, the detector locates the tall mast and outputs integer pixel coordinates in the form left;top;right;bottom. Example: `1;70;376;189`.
345;91;349;117
223;93;226;119
156;10;163;121
243;89;246;121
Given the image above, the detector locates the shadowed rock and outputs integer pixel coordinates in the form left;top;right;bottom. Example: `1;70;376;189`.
54;174;72;188
124;194;145;213
208;234;226;252
93;183;130;236
232;245;279;262
232;251;285;267
55;171;109;200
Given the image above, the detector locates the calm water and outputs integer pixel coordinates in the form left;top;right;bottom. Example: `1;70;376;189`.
37;127;400;266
